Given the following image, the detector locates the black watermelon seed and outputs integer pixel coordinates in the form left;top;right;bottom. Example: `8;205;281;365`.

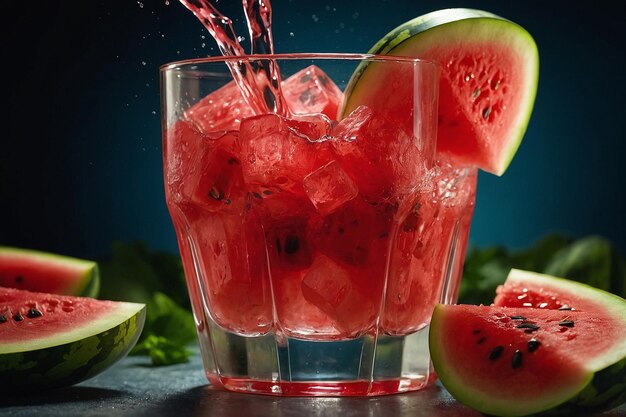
252;191;262;199
262;190;273;195
15;275;24;283
209;187;224;201
0;315;7;323
482;106;492;119
489;346;504;361
559;320;575;328
472;329;481;334
13;312;24;322
477;337;487;345
512;350;523;369
27;308;43;319
516;322;540;332
510;316;526;321
528;339;541;352
558;305;573;311
284;236;300;255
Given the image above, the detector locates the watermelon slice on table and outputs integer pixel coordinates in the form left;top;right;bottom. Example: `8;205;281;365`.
429;269;626;416
0;287;145;393
0;246;99;298
343;8;539;175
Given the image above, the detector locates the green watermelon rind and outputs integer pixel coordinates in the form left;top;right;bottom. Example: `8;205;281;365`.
0;246;100;298
342;8;539;176
0;302;145;393
430;269;626;416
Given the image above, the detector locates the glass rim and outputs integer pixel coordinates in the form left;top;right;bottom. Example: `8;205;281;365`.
160;52;438;72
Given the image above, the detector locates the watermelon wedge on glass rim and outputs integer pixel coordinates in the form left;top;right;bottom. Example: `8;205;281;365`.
429;269;626;417
342;8;539;175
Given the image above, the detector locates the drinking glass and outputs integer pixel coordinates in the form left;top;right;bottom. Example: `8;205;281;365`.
161;54;477;396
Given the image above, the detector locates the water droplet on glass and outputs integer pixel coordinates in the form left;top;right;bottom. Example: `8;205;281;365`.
165;0;170;4
237;36;246;42
352;12;360;19
137;1;144;8
312;14;319;22
141;61;147;66
289;32;294;37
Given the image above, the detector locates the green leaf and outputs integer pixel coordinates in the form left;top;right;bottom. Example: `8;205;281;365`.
132;335;192;366
98;242;197;366
458;234;626;305
98;241;189;308
129;292;197;366
544;236;626;297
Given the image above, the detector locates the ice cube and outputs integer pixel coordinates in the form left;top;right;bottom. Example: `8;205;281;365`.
301;254;376;337
185;80;253;134
239;113;332;188
303;160;358;215
331;105;424;200
185;65;342;135
282;65;344;119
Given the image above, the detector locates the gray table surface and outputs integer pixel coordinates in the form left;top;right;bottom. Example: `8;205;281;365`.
1;349;624;417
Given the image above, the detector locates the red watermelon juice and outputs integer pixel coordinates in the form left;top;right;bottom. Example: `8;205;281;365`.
161;1;477;397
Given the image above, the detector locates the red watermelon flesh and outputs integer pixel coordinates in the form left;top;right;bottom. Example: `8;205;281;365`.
0;287;140;346
431;304;614;404
430;269;626;416
345;9;539;176
494;269;611;312
0;247;98;297
433;42;529;172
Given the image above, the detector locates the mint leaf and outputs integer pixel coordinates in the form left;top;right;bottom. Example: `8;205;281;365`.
132;335;192;366
130;292;197;365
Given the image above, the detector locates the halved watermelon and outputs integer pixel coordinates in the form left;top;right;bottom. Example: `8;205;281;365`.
343;8;539;175
429;269;626;416
0;287;145;392
0;246;99;298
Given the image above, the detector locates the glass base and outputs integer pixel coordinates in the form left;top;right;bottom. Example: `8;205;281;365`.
196;316;436;396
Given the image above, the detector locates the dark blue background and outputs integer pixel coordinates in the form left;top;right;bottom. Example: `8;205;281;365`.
2;0;625;259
